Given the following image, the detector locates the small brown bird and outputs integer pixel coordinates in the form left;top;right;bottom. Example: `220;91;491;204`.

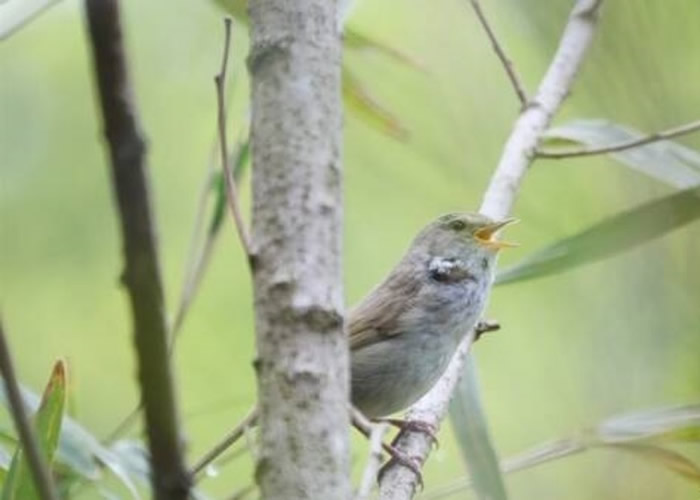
349;212;515;419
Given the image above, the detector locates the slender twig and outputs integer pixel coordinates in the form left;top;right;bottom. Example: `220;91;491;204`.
355;423;389;500
0;320;59;500
0;0;62;41
84;1;190;498
378;1;605;498
537;118;700;159
191;406;259;479
215;18;253;260
468;0;528;107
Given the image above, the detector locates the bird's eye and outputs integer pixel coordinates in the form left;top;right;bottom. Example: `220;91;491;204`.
449;220;467;231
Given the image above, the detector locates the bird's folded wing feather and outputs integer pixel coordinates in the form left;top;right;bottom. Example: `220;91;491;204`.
348;266;423;350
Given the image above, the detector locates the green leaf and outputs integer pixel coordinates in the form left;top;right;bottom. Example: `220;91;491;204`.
606;443;700;485
343;29;426;70
212;0;412;141
2;360;66;500
542;120;700;188
425;404;700;499
343;66;409;140
0;384;147;498
496;186;700;286
449;356;508;500
596;405;700;444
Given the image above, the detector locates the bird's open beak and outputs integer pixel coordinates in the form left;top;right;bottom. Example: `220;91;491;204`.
474;218;518;250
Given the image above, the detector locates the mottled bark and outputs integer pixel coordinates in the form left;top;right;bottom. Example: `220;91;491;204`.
247;1;350;499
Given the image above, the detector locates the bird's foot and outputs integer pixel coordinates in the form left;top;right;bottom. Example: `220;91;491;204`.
377;444;424;489
373;418;439;448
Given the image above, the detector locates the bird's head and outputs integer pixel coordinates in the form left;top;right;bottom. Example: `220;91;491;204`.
412;212;517;270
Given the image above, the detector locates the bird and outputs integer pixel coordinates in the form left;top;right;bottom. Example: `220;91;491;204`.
191;212;515;479
349;212;515;419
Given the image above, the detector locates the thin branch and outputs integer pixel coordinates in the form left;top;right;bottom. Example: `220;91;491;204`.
0;0;62;41
190;406;258;479
537;118;700;159
83;1;190;498
0;320;60;500
355;423;389;500
468;0;528;107
215;18;253;260
378;1;605;498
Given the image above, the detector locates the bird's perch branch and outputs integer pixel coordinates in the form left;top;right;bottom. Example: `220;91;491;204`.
536;118;700;158
0;320;59;500
377;1;605;498
83;1;190;498
468;0;528;107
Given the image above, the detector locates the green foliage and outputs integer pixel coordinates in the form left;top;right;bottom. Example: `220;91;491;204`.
496;186;700;285
541;120;700;188
1;361;65;499
449;358;508;500
425;405;700;499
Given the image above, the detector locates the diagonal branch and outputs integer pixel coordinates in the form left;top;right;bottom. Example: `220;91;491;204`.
377;1;605;498
0;320;59;500
536;118;700;158
468;0;528;107
83;1;190;498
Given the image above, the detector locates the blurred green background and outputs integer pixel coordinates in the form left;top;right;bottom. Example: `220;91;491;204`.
1;0;699;498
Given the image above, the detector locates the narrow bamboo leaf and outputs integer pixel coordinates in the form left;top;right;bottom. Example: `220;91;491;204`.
343;67;409;140
496;186;700;286
0;387;100;480
449;356;508;500
425;404;700;500
596;404;700;444
606;443;700;485
2;360;66;500
343;29;426;70
542;120;700;188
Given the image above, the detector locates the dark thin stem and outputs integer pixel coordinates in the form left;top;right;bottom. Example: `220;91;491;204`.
537;119;700;158
83;1;190;498
0;320;59;500
468;0;528;107
215;18;253;260
191;406;258;479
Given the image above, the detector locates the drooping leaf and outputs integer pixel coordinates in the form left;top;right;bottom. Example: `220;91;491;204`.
496;186;700;286
541;120;700;188
2;360;66;500
212;0;412;140
607;443;700;485
343;66;409;140
449;356;508;500
0;0;61;40
595;405;700;444
343;29;426;70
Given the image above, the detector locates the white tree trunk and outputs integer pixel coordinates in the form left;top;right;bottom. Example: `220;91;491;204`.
247;1;350;499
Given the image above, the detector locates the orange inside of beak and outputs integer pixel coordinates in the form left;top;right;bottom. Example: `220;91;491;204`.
474;218;519;250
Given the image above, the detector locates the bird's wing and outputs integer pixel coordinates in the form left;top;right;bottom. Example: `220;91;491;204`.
348;266;423;350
